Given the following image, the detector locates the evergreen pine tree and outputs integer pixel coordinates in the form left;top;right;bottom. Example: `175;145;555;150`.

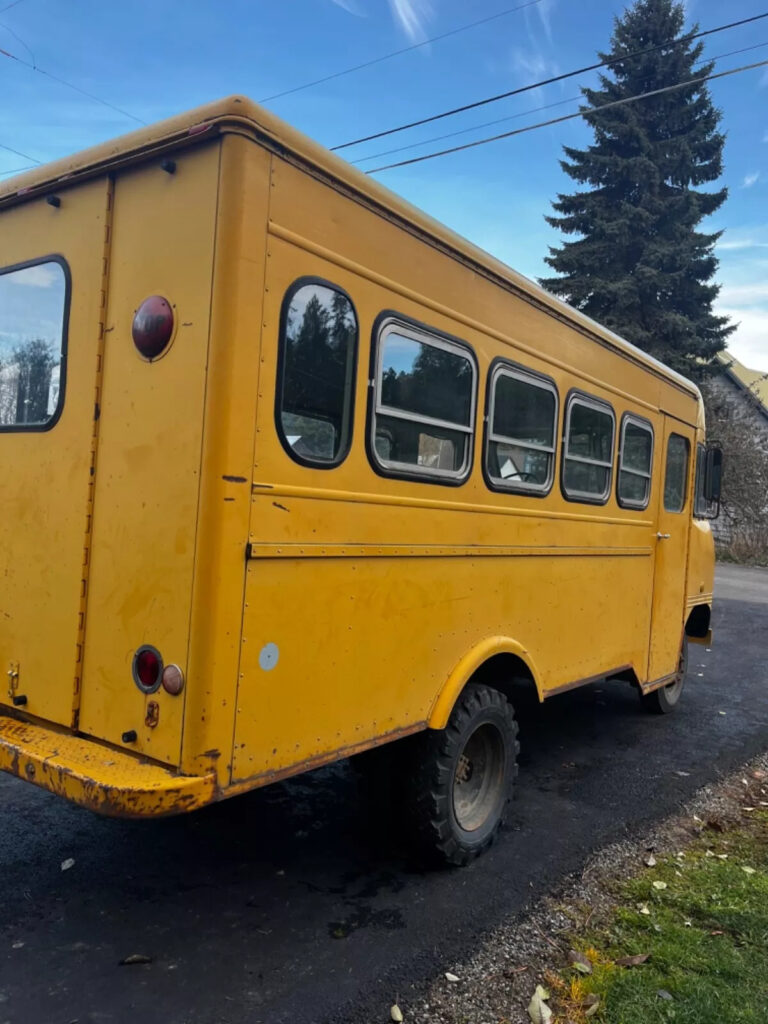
540;0;734;375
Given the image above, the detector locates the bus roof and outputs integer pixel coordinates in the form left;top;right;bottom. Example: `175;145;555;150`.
0;95;700;401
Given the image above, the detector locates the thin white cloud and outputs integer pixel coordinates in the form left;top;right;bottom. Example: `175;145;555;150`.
741;172;760;189
717;239;768;251
329;0;364;14
719;282;768;304
9;264;59;288
536;0;556;41
387;0;434;43
510;47;560;84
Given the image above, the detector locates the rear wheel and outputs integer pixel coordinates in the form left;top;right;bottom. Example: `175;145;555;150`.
403;683;519;866
641;636;688;714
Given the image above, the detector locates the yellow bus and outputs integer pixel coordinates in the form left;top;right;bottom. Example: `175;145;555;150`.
0;97;721;864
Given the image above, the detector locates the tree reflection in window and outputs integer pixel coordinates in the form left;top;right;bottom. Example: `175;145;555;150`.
0;260;66;429
278;282;357;465
374;327;475;478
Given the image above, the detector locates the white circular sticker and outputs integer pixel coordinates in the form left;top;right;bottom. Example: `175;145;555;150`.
258;642;279;671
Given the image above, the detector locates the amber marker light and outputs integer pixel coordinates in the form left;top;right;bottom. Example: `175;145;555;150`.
161;664;185;696
132;295;175;360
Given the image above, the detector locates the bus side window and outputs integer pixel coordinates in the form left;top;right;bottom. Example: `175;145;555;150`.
276;278;358;468
617;414;654;510
663;434;690;513
562;392;616;504
370;316;476;483
485;362;558;495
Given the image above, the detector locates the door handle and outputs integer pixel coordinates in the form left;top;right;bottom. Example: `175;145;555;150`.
656;532;671;540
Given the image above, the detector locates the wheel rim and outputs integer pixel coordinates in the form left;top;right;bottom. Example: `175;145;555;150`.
452;723;506;832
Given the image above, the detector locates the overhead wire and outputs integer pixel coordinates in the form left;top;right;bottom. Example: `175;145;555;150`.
259;0;542;103
351;37;768;166
365;57;768;173
333;11;768;151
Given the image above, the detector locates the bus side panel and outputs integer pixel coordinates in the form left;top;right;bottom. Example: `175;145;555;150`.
230;229;655;783
232;546;651;781
78;143;220;767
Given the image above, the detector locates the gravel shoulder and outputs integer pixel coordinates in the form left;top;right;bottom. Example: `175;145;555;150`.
384;751;768;1024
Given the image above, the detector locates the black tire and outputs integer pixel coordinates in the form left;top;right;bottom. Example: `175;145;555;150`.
402;683;519;867
641;636;688;715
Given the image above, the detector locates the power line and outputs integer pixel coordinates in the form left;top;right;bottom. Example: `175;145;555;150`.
0;0;31;12
366;57;768;173
0;164;35;177
0;46;146;126
0;138;39;163
352;37;768;166
334;11;768;152
259;0;542;104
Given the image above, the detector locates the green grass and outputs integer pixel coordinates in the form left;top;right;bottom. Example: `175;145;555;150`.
556;815;768;1023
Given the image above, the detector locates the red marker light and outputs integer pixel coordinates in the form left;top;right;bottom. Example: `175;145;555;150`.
132;645;163;693
132;295;175;360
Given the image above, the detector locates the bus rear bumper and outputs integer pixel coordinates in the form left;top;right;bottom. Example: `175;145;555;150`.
0;713;217;818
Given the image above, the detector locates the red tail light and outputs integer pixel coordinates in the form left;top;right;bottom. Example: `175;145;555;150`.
132;645;163;693
132;295;175;360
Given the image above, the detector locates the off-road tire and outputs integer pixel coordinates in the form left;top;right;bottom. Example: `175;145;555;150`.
403;683;519;867
641;636;688;715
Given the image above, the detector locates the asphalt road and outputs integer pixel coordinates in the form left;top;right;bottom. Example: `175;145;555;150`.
1;564;767;1024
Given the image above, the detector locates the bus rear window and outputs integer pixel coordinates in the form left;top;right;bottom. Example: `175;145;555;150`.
0;259;68;430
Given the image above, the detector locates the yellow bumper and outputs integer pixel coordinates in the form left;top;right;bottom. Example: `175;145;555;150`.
0;714;217;817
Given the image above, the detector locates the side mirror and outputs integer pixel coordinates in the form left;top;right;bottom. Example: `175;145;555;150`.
704;445;723;504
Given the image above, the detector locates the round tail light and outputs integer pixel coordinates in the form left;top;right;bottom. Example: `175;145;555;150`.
132;645;163;693
132;295;175;360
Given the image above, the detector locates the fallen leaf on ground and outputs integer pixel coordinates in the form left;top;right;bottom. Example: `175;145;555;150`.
584;998;601;1017
638;904;651;915
718;711;727;716
60;858;75;872
119;954;152;965
615;953;650;967
652;881;668;890
528;985;552;1024
752;770;767;781
390;1004;403;1022
444;972;459;983
742;866;756;875
644;854;657;867
716;854;728;860
568;950;592;975
675;771;690;777
657;990;674;1000
710;930;725;936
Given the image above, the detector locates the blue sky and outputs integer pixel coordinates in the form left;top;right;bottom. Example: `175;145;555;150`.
1;0;766;369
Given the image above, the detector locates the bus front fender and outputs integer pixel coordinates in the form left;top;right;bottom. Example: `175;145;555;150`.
428;636;541;730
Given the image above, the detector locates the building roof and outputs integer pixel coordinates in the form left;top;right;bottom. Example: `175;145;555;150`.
718;353;768;419
0;95;700;402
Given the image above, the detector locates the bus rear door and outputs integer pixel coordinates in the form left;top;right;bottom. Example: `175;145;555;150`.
0;179;110;726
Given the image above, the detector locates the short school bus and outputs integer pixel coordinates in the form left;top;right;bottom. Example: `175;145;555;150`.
0;97;721;864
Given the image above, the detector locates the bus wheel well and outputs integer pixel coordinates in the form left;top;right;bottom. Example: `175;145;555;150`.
471;653;539;707
685;604;711;639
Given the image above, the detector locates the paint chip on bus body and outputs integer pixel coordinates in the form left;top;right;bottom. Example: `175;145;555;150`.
259;643;279;671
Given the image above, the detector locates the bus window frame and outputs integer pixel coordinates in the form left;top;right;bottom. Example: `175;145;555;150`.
483;357;559;498
616;412;654;511
560;389;616;506
274;275;359;470
0;253;70;435
367;311;478;487
663;432;690;514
